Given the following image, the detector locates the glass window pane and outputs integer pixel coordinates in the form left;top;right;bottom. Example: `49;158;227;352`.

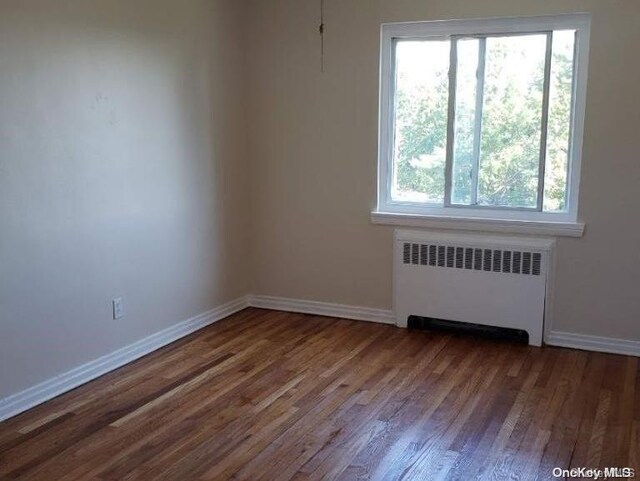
451;38;480;205
477;34;547;208
391;40;450;204
544;30;575;212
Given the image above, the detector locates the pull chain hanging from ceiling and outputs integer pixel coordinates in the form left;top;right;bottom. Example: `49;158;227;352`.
319;0;325;72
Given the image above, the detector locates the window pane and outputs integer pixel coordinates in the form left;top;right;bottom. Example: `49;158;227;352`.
477;34;547;208
451;38;480;205
391;40;450;204
544;30;575;212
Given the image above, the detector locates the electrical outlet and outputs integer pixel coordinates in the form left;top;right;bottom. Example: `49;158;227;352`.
112;297;124;320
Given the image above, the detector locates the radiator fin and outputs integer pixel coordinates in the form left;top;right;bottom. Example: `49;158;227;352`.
402;242;543;276
513;252;522;274
455;247;464;269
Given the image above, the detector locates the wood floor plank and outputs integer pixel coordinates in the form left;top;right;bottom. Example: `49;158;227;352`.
0;308;639;481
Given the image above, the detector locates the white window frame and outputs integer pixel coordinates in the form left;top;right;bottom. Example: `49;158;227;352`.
374;14;591;237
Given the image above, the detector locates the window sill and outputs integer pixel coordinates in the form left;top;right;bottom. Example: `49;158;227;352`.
371;211;585;237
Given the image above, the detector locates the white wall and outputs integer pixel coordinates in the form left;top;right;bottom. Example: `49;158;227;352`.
0;0;249;399
245;0;640;341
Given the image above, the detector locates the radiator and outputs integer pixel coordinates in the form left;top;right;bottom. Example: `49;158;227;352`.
394;230;555;346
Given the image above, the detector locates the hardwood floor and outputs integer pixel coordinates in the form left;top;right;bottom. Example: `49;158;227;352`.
0;308;638;480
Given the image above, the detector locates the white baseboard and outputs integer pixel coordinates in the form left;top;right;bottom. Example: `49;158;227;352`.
246;297;640;358
0;296;249;422
247;295;396;325
546;331;640;357
4;294;637;423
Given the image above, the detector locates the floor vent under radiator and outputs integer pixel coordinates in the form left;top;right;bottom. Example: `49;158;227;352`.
408;315;529;344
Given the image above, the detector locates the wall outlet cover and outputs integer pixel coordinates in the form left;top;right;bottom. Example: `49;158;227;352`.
113;297;124;320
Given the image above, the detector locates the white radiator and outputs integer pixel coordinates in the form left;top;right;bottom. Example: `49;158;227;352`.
394;230;554;346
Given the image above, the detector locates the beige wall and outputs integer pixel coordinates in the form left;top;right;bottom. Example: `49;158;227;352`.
0;0;249;398
245;0;640;340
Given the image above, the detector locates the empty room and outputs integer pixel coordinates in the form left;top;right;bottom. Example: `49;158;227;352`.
1;0;639;479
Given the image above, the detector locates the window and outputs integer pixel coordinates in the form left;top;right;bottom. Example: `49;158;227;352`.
376;15;590;233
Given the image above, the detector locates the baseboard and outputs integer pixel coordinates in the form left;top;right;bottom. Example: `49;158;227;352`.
546;331;640;357
0;296;249;422
4;295;637;423
248;296;640;357
248;295;396;325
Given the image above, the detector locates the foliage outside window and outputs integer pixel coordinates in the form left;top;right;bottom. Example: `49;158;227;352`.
377;15;590;225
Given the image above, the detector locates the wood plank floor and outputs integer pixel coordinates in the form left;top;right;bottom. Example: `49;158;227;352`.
0;308;638;480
